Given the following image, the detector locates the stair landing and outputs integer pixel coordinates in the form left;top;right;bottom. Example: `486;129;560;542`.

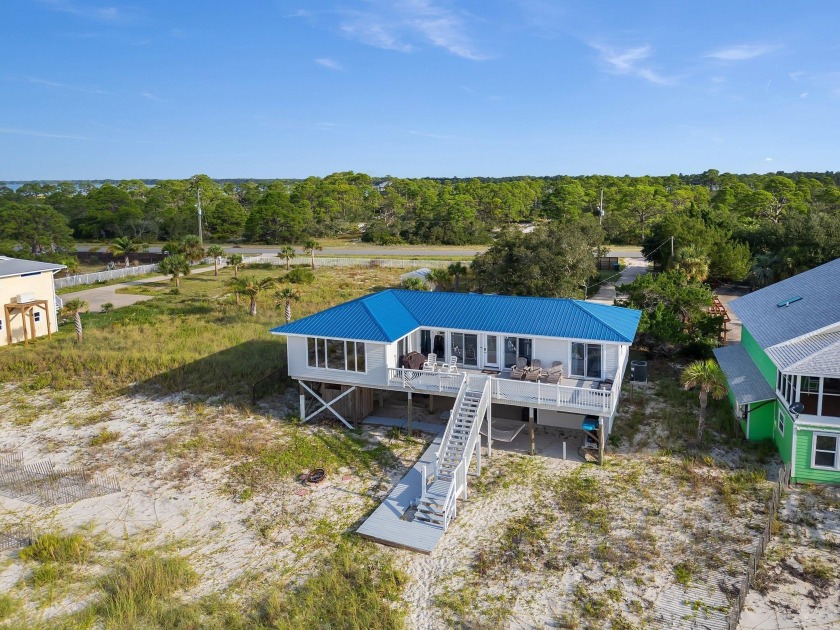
356;435;447;554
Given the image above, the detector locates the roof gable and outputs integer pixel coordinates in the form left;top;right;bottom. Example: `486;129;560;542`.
730;258;840;349
271;289;641;344
767;331;840;376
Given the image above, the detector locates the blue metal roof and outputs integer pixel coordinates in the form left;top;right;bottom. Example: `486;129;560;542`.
270;289;641;344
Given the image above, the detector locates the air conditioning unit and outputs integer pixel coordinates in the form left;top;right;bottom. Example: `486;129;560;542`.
15;293;36;304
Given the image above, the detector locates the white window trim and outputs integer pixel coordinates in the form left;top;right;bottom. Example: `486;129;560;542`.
777;408;785;437
570;342;604;380
306;337;367;374
810;432;840;471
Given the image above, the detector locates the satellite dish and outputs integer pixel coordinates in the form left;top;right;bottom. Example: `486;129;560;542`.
789;402;805;416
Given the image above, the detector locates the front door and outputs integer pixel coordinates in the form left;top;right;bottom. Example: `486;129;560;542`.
484;335;499;368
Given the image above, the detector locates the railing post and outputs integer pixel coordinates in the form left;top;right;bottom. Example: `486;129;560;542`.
421;465;427;499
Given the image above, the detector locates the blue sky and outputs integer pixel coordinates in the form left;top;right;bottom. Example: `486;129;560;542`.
2;0;840;180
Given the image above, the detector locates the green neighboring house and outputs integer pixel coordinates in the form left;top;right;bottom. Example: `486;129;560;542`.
714;258;840;485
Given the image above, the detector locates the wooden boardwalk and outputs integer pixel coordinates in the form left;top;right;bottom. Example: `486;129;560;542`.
357;435;446;554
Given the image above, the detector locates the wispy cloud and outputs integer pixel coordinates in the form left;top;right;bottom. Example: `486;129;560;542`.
409;130;451;140
315;57;343;71
0;127;87;140
590;44;673;85
24;76;110;94
37;0;124;22
140;91;166;102
338;0;488;60
705;44;776;61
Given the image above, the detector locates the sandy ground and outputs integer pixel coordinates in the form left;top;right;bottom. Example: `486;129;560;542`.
739;485;840;629
1;380;836;628
0;384;425;623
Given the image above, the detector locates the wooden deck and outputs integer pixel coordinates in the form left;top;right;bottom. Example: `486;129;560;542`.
356;435;446;554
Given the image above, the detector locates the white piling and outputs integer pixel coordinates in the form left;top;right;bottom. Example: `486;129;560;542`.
563;441;567;460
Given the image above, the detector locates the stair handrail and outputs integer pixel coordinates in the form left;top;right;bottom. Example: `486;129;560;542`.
435;373;469;467
440;375;491;531
458;376;491;476
441;456;466;531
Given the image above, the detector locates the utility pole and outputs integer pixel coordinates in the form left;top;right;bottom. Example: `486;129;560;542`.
598;188;604;226
670;235;674;257
197;188;203;245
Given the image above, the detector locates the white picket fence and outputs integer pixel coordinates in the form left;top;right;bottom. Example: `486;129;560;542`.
54;264;160;289
245;255;464;270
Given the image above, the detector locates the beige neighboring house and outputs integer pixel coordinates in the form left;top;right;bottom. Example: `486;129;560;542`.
0;256;66;346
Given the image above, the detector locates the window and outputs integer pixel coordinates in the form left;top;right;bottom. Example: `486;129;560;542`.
305;338;366;372
33;312;41;322
823;378;840;418
503;336;532;368
801;376;820;415
812;433;839;469
777;409;785;436
420;330;432;355
327;339;345;370
571;343;602;379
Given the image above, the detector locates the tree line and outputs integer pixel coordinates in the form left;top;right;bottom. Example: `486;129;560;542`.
3;169;840;285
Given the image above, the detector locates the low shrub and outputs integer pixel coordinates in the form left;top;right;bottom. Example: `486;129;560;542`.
285;268;315;284
20;532;91;564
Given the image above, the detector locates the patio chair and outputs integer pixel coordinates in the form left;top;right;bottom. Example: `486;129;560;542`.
545;361;564;385
423;353;437;371
525;359;543;382
510;357;528;379
440;356;459;373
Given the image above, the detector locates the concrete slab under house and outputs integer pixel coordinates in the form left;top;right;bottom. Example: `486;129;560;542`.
270;289;641;552
714;257;840;486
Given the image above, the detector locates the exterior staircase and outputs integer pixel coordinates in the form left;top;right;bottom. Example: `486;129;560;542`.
414;374;490;530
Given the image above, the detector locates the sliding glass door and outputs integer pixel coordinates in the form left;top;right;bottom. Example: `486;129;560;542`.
451;332;479;367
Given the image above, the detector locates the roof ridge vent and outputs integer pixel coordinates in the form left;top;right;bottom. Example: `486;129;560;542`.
776;296;803;308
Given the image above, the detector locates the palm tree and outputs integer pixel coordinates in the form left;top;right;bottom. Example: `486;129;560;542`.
229;276;275;316
428;268;452;291
61;298;88;343
447;262;469;292
278;245;296;271
748;254;777;290
158;254;190;288
681;359;728;442
275;286;301;323
226;254;244;278
206;245;226;276
108;237;147;267
670;246;710;282
180;235;206;264
303;239;322;269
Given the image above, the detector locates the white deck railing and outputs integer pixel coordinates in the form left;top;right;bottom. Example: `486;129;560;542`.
387;367;613;413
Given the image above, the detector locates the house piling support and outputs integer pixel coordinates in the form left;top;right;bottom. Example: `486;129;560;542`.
529;407;535;456
406;392;413;435
486;403;492;459
298;382;305;421
298;381;355;429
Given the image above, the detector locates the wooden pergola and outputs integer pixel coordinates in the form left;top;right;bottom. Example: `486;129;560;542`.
709;296;732;344
3;299;52;345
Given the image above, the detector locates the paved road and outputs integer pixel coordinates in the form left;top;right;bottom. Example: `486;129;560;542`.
61;265;217;312
75;243;643;259
587;258;650;305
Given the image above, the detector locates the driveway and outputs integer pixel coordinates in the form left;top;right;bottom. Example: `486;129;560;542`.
60;265;216;312
587;258;649;305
